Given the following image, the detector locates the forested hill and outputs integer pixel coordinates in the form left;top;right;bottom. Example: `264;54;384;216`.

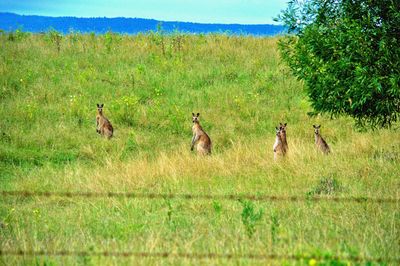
0;12;285;35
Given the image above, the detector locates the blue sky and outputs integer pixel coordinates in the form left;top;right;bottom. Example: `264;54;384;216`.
0;0;287;24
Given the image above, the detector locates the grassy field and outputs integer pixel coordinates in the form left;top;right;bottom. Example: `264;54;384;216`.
0;31;399;265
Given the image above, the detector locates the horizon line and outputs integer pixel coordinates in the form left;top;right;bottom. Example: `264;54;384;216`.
0;12;283;26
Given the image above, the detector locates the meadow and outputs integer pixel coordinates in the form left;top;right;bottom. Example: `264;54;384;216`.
0;31;399;265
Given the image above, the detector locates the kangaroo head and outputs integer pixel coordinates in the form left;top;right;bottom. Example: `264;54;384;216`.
313;124;321;135
279;122;287;134
97;103;104;114
192;112;200;123
275;126;281;136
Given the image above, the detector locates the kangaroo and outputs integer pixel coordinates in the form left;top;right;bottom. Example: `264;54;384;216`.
191;113;212;155
273;126;284;160
279;122;288;154
313;125;330;154
96;103;113;139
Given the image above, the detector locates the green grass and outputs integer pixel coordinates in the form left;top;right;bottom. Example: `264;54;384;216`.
0;31;399;265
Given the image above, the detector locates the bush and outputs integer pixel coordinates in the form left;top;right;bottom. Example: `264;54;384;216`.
103;31;122;52
7;29;30;42
46;29;63;52
277;0;400;128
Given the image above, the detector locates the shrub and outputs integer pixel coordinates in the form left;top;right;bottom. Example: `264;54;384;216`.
277;0;400;128
46;29;63;52
103;31;122;53
7;29;30;42
149;23;166;56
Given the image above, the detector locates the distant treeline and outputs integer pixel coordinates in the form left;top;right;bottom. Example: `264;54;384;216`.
0;12;285;36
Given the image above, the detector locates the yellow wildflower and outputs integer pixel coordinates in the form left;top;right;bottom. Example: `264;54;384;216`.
309;258;317;266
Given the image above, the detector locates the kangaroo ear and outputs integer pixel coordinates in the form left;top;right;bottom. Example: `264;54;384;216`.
97;103;100;107
101;104;104;108
313;125;316;128
284;123;287;126
197;113;200;117
192;112;195;116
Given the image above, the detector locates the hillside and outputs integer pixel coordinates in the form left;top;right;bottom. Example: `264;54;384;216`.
0;32;399;265
0;12;285;35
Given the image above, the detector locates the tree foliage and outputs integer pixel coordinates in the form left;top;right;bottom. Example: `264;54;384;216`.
277;0;400;128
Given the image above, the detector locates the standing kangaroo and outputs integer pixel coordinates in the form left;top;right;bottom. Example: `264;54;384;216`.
96;103;113;139
191;113;212;155
279;122;288;154
273;123;288;160
313;125;330;154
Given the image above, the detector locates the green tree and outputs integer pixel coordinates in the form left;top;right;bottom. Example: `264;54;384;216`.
277;0;400;128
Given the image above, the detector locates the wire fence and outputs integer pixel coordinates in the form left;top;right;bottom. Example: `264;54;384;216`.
2;190;398;262
1;190;399;203
1;249;399;263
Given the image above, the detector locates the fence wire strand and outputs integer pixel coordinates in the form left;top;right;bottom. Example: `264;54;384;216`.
0;249;399;263
1;190;398;262
1;190;399;203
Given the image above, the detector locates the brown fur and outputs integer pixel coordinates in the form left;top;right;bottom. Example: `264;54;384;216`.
191;113;212;155
273;123;288;160
279;123;288;154
313;125;330;154
273;127;284;160
96;103;113;139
